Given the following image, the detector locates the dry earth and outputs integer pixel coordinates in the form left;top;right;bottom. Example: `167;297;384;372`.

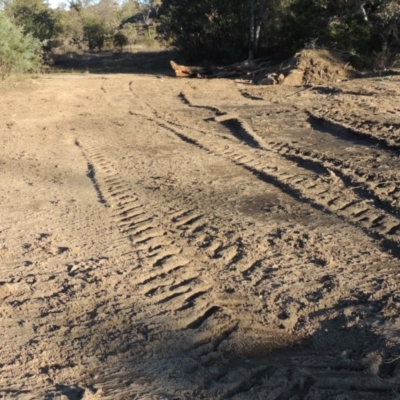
2;67;400;399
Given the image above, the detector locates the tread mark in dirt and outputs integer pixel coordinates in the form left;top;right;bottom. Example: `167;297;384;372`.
83;78;400;397
72;137;273;379
248;104;400;222
308;109;400;150
267;141;400;221
154;108;400;246
220;118;261;148
168;92;400;256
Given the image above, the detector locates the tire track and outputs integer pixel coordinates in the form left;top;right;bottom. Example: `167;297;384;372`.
4;74;400;399
73;136;271;364
309;108;400;149
268;140;400;218
72;82;291;396
135;93;400;257
89;76;400;398
242;99;400;222
249;102;400;216
134;113;400;253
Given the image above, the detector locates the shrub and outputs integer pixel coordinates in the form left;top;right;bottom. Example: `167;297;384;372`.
120;22;137;46
160;0;249;61
6;0;61;52
83;17;109;50
113;31;128;51
0;12;42;76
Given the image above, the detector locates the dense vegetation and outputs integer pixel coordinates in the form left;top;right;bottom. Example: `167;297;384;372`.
0;11;42;76
161;0;400;67
0;0;399;75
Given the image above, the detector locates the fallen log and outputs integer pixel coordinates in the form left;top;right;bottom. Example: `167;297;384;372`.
170;61;211;77
170;59;272;80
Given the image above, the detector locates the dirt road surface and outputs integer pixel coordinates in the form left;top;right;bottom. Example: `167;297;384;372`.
2;70;400;399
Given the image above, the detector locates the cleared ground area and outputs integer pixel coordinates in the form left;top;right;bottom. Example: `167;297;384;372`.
1;70;400;399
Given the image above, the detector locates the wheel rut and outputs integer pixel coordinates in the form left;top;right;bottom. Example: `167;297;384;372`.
72;131;286;397
130;114;400;260
13;74;396;399
173;90;400;257
308;108;400;150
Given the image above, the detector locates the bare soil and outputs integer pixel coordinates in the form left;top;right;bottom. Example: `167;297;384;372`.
2;56;400;399
277;49;355;86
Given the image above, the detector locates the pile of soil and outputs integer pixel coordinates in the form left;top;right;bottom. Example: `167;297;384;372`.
260;49;355;86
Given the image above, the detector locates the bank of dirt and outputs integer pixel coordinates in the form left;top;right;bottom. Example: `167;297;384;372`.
251;49;355;86
1;66;400;399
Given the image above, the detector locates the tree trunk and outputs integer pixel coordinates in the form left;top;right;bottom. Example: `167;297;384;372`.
254;0;267;56
249;0;255;60
357;0;371;26
249;0;267;59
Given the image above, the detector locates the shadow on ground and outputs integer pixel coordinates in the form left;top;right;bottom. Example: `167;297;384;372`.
40;297;400;399
52;50;185;76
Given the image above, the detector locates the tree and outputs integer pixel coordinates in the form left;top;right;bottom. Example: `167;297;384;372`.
369;0;400;55
284;0;400;61
120;22;137;46
248;0;268;59
118;0;140;23
94;0;119;30
160;0;249;61
0;11;42;75
4;0;61;50
113;30;128;50
83;16;108;50
56;5;84;47
135;0;160;25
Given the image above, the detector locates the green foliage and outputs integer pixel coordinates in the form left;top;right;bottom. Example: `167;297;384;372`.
120;22;137;45
113;30;128;50
118;0;140;23
279;0;400;67
160;0;400;67
3;0;397;70
5;0;61;51
94;0;120;30
283;0;372;53
160;0;249;61
141;25;159;48
83;17;109;50
56;7;84;48
0;11;42;76
1;0;165;55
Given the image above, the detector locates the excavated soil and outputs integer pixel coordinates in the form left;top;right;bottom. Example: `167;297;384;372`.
278;49;355;86
252;49;355;86
2;67;400;399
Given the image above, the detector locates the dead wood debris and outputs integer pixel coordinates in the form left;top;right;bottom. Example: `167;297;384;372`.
170;59;279;84
171;49;356;86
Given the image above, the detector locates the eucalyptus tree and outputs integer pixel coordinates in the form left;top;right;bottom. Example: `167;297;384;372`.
248;0;268;59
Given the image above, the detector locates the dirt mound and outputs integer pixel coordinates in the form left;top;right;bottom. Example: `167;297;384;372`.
261;49;354;86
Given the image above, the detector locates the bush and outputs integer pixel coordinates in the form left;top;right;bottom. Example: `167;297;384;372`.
283;0;372;54
83;17;109;50
0;12;42;76
113;31;128;51
120;22;137;46
278;0;400;68
160;0;249;61
160;0;399;68
6;0;61;51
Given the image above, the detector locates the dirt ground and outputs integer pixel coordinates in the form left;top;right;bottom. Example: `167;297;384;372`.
2;56;400;399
